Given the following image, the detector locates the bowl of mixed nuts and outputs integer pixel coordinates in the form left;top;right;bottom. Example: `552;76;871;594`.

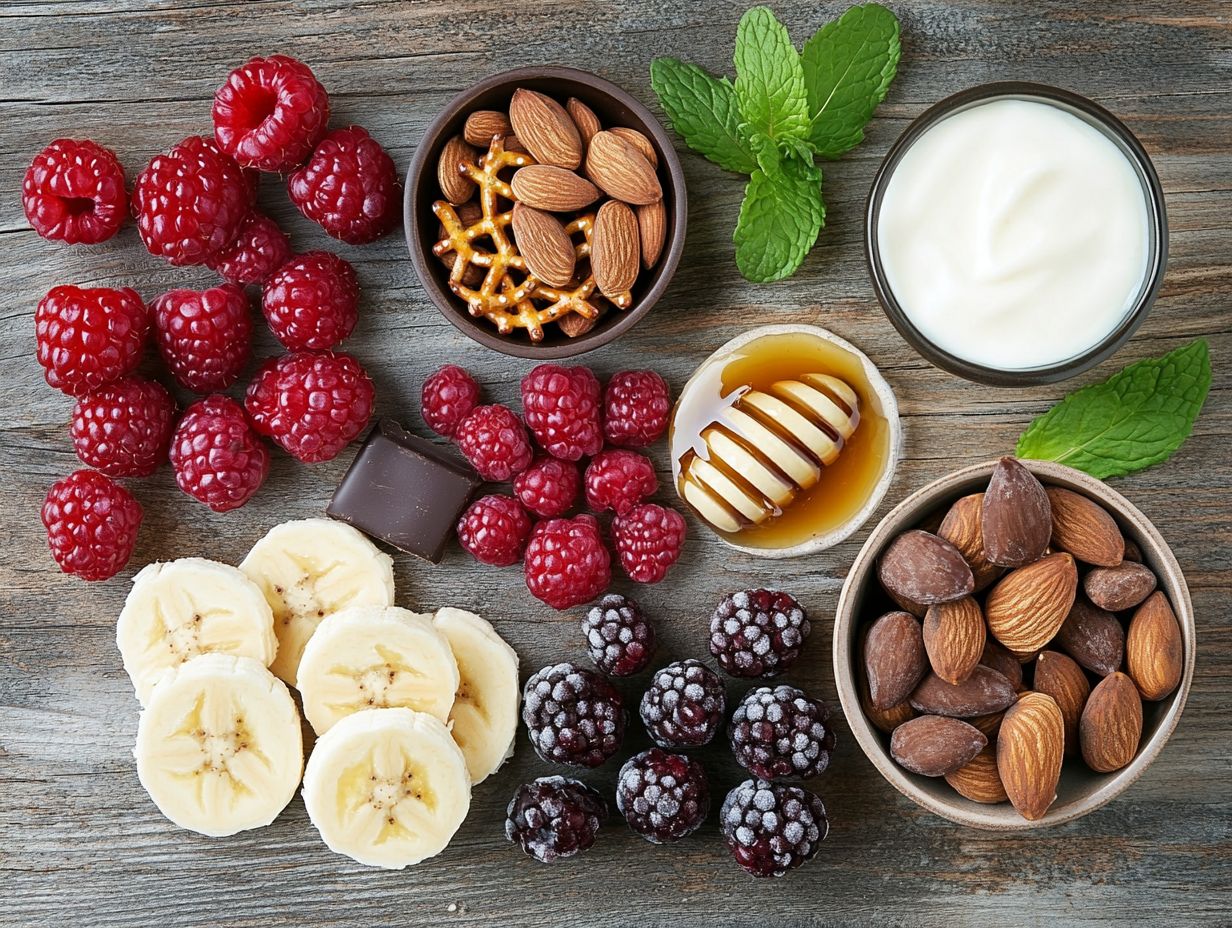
833;457;1195;829
406;66;686;358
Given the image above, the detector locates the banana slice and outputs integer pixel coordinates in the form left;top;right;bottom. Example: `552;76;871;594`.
296;606;459;736
117;558;277;706
239;519;395;687
432;608;520;784
302;707;471;869
134;653;303;837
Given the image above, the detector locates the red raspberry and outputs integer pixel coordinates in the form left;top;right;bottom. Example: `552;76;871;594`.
604;370;671;448
421;364;481;438
170;395;269;512
261;252;358;351
42;469;142;581
205;212;292;285
613;504;687;584
244;350;374;463
70;377;176;478
152;283;252;393
288;126;402;244
35;285;149;396
456;494;533;567
524;515;612;610
23;139;127;245
132;136;251;266
521;364;603;461
514;456;580;518
455;405;534;482
212;54;330;172
584;450;658;516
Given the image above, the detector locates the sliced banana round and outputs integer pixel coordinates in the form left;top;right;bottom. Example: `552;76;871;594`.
134;653;303;837
302;707;471;869
296;606;459;736
432;608;520;784
239;519;395;687
117;558;277;706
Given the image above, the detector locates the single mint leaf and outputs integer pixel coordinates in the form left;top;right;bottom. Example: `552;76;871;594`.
801;3;901;158
1016;340;1212;479
733;151;825;282
733;6;810;147
650;58;758;174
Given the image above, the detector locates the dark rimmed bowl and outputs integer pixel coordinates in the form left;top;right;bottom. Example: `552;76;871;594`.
405;66;687;359
865;82;1168;387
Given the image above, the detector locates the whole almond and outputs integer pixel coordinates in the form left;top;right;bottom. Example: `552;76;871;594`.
998;692;1065;820
969;711;1005;739
610;126;659;167
982;457;1052;568
981;639;1025;692
559;310;601;338
923;596;986;685
985;553;1078;660
504;134;529;153
1046;487;1125;567
945;747;1008;803
890;715;987;777
637;199;666;268
1034;650;1090;755
592;200;639;306
938;493;1003;592
437;135;478;205
863;611;927;711
910;665;1017;718
510;164;600;212
463;109;513;147
585;130;662;205
878;530;975;606
1123;538;1144;562
509;88;583;169
511;203;575;287
1080;671;1143;773
1084;560;1157;612
1056;599;1124;677
1126;591;1183;701
864;690;916;734
566;97;602;147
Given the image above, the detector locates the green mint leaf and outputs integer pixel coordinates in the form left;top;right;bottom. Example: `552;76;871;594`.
801;3;901;158
733;150;825;282
1016;340;1212;479
650;58;758;174
733;6;811;146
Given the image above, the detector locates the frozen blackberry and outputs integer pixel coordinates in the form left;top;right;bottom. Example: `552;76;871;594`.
720;778;828;878
640;659;726;748
616;748;710;844
709;589;810;678
505;776;608;863
582;594;656;677
523;662;626;768
729;685;836;781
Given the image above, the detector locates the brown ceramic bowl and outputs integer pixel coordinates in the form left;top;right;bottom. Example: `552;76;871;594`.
833;459;1195;830
405;66;687;359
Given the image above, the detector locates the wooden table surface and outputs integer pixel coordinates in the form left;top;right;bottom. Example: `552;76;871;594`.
2;1;1229;925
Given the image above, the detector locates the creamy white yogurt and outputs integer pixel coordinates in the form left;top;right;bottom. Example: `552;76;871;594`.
876;98;1151;371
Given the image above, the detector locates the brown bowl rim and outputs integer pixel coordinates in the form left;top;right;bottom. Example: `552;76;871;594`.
404;65;688;359
832;459;1196;830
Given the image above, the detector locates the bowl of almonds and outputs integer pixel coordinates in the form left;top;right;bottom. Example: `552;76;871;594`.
833;457;1195;829
406;66;686;358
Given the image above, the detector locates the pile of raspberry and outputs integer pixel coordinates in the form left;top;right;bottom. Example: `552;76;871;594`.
24;54;402;582
431;362;686;611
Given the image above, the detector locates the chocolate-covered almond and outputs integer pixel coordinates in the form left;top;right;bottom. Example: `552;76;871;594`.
1084;560;1157;612
863;611;927;710
982;457;1052;568
909;665;1018;718
878;530;974;606
1056;599;1124;677
890;715;987;777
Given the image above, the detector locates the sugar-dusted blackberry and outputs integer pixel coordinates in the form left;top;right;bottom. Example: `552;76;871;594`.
522;662;626;768
729;685;836;781
505;776;608;863
719;778;828;878
708;589;810;678
582;593;655;677
616;748;710;844
639;659;725;749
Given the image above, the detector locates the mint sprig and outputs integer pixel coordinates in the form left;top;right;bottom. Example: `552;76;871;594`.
651;3;901;283
1016;340;1212;479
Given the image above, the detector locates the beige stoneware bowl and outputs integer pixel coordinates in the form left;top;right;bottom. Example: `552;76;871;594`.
833;459;1195;829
